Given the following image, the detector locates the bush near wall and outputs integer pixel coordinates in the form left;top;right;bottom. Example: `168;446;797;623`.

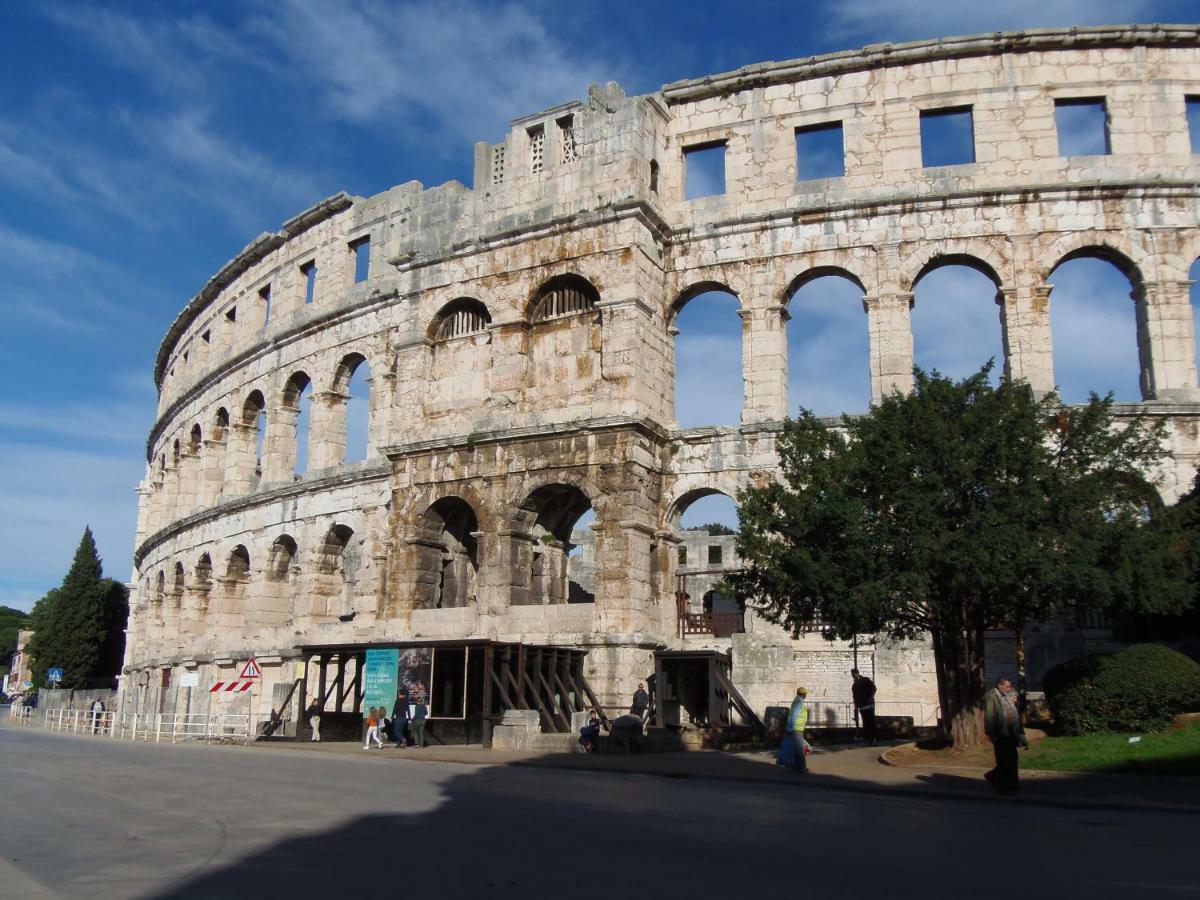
1044;644;1200;735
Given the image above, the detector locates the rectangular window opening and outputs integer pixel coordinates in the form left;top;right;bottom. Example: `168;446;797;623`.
1054;98;1110;156
678;546;687;565
491;145;505;185
225;306;236;323
795;121;845;181
301;261;317;304
708;544;723;566
201;330;211;344
684;141;726;200
259;284;271;324
919;106;975;167
350;236;370;284
558;115;579;164
1187;96;1200;154
528;124;545;175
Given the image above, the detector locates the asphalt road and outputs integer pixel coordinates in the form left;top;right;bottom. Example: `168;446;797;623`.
0;720;1196;899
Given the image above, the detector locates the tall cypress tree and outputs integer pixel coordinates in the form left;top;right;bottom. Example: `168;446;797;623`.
28;528;128;690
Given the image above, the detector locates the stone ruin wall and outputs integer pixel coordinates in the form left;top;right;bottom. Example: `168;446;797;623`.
123;26;1200;726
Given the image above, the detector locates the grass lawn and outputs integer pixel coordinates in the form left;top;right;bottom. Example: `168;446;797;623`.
1022;722;1200;777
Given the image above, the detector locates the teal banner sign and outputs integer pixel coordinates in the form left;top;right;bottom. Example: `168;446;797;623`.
362;649;399;718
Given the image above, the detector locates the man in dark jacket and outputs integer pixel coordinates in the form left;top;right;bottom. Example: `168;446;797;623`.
851;668;878;745
392;690;409;748
984;677;1027;795
630;682;649;720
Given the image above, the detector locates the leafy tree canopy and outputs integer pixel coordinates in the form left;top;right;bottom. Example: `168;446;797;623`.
27;528;128;691
729;366;1192;745
0;605;30;676
686;522;737;536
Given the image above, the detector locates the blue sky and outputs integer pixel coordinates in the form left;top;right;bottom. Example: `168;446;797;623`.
1;1;1197;610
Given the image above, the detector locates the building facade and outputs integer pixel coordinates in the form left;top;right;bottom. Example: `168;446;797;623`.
123;26;1200;734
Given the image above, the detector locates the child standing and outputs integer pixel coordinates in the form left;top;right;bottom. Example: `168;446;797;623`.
363;706;383;749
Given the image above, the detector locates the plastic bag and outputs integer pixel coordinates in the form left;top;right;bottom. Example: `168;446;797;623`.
776;735;798;768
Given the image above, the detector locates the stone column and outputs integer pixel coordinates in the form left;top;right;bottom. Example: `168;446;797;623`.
392;340;435;446
598;296;663;421
863;291;914;404
262;405;300;484
176;446;200;518
309;390;349;470
997;286;1055;396
183;584;210;644
133;481;154;546
739;304;789;424
593;518;657;638
201;436;226;508
1135;279;1199;401
224;422;259;495
488;323;530;400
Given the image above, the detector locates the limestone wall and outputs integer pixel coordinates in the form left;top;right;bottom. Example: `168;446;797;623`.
126;26;1200;723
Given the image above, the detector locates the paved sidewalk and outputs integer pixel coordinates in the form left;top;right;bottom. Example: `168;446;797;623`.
242;736;1200;814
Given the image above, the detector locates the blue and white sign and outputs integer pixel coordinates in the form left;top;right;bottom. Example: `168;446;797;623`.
47;668;64;684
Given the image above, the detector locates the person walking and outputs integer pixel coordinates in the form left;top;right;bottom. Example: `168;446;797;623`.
785;687;809;773
630;682;649;719
851;668;878;746
89;698;106;734
392;690;409;748
306;697;322;742
409;694;429;749
984;677;1027;794
363;707;384;749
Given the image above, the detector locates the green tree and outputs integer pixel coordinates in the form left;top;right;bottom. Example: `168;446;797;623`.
0;605;30;676
686;522;737;536
27;528;129;690
729;367;1192;746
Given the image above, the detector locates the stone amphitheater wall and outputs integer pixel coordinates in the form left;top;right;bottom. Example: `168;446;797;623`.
123;26;1200;729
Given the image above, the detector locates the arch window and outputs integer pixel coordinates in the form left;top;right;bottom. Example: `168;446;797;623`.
283;371;313;476
531;275;598;324
266;534;297;582
1048;251;1142;403
242;390;267;475
194;554;213;614
334;354;372;463
213;407;229;441
171;562;185;611
670;490;743;635
672;285;743;427
154;570;166;613
910;256;1004;385
433;298;492;341
786;269;869;415
419;498;480;609
189;424;202;454
515;484;595;605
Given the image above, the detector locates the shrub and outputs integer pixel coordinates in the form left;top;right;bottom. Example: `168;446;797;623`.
1044;643;1200;735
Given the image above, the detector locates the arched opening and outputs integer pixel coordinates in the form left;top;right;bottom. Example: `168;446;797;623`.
225;545;250;590
154;570;166;618
418;497;480;609
266;534;297;582
334;353;371;464
786;269;870;415
1049;250;1143;403
515;483;595;605
431;298;491;341
1190;257;1200;379
242;390;266;480
672;285;743;427
212;407;229;441
194;553;213;616
670;489;744;637
911;256;1004;385
283;371;312;476
312;524;357;617
530;274;599;324
171;562;184;611
189;424;202;454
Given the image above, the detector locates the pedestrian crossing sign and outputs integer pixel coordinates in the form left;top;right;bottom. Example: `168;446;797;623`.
239;657;262;679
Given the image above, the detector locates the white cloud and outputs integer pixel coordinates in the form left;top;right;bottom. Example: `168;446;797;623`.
822;0;1161;43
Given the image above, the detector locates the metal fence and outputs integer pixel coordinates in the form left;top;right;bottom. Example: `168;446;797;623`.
777;699;939;728
6;705;34;725
38;707;257;744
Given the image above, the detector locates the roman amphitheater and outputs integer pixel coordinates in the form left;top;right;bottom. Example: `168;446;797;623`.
121;25;1200;743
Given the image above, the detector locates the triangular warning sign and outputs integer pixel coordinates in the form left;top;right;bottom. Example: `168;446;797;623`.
239;657;262;679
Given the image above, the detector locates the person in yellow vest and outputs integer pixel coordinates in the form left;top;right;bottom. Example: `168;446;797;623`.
786;687;809;773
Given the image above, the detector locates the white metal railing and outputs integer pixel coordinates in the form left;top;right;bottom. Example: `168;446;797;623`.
7;705;34;725
39;708;258;744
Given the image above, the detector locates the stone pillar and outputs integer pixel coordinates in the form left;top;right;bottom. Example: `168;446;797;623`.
997;286;1055;396
593;519;657;637
201;436;226;508
262;405;300;484
488;323;530;398
864;291;914;404
1135;279;1199;401
598;296;663;421
183;585;210;645
739;304;788;424
133;481;154;546
176;446;200;518
224;422;259;495
309;391;349;470
392;340;435;446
